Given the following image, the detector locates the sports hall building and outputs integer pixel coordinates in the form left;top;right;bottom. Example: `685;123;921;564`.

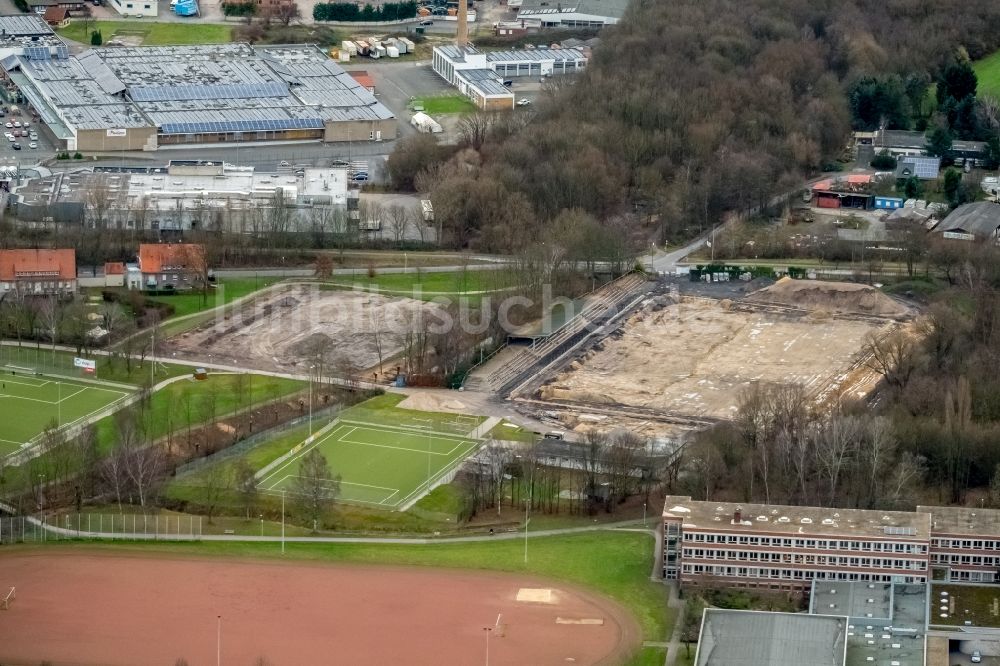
0;43;395;152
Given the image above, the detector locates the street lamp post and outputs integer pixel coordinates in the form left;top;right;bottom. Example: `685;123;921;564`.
259;513;263;537
483;626;492;666
217;615;222;666
415;417;433;491
308;365;315;437
281;490;286;555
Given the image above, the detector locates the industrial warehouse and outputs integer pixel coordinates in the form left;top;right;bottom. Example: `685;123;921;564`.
0;43;396;152
10;160;358;231
432;44;588;109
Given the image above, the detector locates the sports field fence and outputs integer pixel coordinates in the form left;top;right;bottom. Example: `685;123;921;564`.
0;513;204;544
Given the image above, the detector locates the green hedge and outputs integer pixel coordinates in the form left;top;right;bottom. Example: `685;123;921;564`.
313;1;417;22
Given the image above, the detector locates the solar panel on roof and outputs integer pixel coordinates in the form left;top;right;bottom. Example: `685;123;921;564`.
54;44;69;60
130;82;289;103
159;117;324;134
23;45;49;61
883;526;916;536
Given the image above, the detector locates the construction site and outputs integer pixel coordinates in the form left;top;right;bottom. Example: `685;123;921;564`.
163;283;443;376
465;276;915;444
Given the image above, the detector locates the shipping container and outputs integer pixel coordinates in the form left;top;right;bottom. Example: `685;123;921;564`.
387;46;399;58
400;37;415;51
341;40;357;56
816;197;841;209
355;40;370;55
874;196;904;210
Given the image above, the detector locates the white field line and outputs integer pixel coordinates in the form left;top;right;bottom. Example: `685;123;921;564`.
261;474;399;505
393;441;481;509
0;377;51;389
338;418;480;440
256;424;350;489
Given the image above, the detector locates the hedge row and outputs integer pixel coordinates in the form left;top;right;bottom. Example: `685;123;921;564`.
313;1;417;22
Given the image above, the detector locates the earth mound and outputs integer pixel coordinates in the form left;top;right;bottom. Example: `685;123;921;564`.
745;278;909;317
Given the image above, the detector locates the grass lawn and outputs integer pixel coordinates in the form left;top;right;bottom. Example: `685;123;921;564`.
931;583;1000;627
413;94;477;115
975;49;1000;100
322;269;506;295
57;20;232;46
0;372;131;456
487;419;537;442
30;530;671;665
93;373;305;453
341;392;485;435
0;344;191;385
148;277;283;320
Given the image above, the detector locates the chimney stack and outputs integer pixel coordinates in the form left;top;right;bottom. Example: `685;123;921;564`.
733;509;742;524
456;0;469;48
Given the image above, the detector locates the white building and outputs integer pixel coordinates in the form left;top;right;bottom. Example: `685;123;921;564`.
432;44;587;109
514;0;625;26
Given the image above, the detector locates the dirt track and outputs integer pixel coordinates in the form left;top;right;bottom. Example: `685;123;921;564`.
0;550;639;666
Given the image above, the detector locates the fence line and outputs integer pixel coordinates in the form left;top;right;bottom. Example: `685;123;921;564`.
0;513;204;544
173;403;345;478
252;414;345;483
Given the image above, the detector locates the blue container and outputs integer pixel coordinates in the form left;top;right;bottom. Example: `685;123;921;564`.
395;375;406;388
874;196;904;210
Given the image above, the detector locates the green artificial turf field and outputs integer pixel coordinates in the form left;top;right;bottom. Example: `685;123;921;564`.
257;419;481;509
0;370;131;455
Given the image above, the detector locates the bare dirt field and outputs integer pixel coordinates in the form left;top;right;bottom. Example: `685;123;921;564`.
539;294;897;420
0;550;637;666
164;284;444;374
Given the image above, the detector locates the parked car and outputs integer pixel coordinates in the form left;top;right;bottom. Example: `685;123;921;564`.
28;142;36;149
12;143;21;150
13;121;21;128
351;172;369;182
279;160;290;167
972;651;982;663
419;18;434;25
4;122;11;129
516;98;531;106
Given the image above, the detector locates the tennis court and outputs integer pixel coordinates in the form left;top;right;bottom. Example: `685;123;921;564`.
0;370;131;456
257;420;481;509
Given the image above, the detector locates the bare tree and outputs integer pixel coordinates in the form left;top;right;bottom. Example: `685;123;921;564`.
385;205;412;244
233;458;258;519
863;328;920;390
201;463;232;524
292;448;340;532
125;444;166;509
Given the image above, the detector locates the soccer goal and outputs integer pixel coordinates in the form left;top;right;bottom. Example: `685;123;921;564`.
1;586;14;610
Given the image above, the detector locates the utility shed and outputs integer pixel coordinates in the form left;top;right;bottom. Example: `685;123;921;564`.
695;609;847;666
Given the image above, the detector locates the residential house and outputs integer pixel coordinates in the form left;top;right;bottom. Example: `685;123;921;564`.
42;6;70;26
934;201;1000;242
136;243;206;291
0;248;76;297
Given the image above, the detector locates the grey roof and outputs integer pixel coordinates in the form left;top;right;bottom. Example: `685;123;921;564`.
0;15;55;36
11;42;393;134
696;610;847;666
457;68;513;97
894;156;939;180
517;0;627;19
485;47;587;63
937;201;1000;238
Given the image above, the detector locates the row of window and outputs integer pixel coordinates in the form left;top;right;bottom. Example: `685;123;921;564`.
950;570;999;582
681;564;925;584
682;531;926;554
932;538;1000;551
1;281;72;290
682;548;927;571
931;553;1000;567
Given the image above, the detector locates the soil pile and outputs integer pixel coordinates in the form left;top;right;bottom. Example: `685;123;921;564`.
745;278;909;317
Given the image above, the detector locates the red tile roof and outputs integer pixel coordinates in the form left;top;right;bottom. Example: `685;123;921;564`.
104;262;125;275
138;244;206;274
0;249;75;281
43;6;68;22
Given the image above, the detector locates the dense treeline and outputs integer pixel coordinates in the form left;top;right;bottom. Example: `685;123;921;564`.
409;0;1000;252
680;243;1000;509
312;1;416;22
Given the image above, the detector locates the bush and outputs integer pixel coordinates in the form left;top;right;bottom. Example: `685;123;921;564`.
870;150;897;170
90;30;102;46
313;0;417;22
221;1;255;16
73;152;82;159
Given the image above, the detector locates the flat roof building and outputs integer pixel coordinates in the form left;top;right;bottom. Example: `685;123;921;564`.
2;43;395;152
695;609;848;666
432;44;587;109
10;160;357;232
662;496;931;591
664;495;1000;592
515;0;626;27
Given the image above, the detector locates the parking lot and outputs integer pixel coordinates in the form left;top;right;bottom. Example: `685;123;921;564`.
0;108;57;166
